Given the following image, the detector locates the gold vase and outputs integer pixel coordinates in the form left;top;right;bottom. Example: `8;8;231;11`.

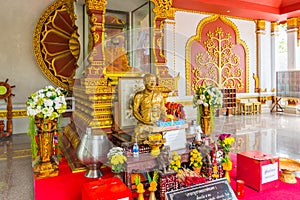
33;117;59;179
149;191;156;200
200;105;211;134
137;193;144;200
224;170;231;183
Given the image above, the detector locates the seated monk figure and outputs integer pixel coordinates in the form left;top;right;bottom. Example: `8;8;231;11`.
132;74;167;142
105;45;139;72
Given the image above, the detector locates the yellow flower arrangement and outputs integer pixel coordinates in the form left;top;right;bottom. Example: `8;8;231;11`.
107;147;127;173
217;133;235;171
189;149;203;168
169;151;182;171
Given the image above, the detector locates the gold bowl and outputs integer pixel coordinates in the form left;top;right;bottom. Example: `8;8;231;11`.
144;133;166;157
279;158;300;184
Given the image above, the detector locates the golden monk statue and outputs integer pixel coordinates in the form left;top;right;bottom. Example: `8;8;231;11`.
105;38;139;73
105;45;132;72
132;73;167;142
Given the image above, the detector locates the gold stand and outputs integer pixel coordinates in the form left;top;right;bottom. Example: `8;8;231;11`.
144;133;166;157
200;105;211;134
280;170;297;184
34;118;59;179
279;158;300;184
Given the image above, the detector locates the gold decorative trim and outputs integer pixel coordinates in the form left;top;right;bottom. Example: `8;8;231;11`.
85;0;107;11
256;20;266;32
287;18;298;30
271;22;279;33
0;110;27;118
151;0;175;19
271;22;279;36
186;15;249;95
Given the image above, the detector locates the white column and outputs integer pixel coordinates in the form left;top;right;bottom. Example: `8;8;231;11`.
256;20;266;92
164;19;176;76
287;18;299;70
271;22;279;91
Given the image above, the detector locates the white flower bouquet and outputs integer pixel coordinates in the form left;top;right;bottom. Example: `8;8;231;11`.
193;85;223;130
26;85;67;160
26;85;67;120
193;84;223;108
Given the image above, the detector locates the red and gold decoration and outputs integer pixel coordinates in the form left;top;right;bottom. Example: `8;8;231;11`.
33;0;79;92
177;168;206;187
186;15;249;95
165;102;185;120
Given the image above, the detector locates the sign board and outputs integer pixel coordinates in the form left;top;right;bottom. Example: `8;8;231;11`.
164;129;187;151
166;178;237;200
261;162;278;184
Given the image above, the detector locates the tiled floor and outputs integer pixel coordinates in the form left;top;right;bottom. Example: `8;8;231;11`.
0;112;300;199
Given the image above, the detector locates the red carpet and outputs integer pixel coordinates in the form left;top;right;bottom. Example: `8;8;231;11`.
34;158;114;200
229;154;300;200
34;156;300;200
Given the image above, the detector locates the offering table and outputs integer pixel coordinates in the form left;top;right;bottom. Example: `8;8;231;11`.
124;148;190;189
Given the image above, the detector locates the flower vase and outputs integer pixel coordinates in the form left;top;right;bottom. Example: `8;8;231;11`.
149;191;156;200
199;105;211;135
33;117;59;179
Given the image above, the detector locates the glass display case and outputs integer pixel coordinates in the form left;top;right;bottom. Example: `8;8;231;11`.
132;2;154;73
75;0;154;73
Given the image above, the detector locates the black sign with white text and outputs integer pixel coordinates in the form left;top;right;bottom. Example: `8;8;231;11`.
166;178;237;200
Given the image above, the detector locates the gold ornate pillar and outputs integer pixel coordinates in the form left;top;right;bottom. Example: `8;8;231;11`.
84;0;106;77
150;0;178;96
150;0;174;77
255;19;266;93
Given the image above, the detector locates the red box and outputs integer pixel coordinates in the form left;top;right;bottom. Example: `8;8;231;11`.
82;177;132;200
237;150;279;191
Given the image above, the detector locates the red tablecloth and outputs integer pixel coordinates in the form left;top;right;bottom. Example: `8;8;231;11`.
34;158;113;200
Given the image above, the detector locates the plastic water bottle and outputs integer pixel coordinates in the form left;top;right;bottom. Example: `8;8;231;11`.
133;142;139;158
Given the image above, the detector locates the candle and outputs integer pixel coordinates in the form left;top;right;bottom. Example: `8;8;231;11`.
236;180;245;199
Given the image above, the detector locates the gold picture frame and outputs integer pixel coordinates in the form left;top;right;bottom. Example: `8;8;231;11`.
117;76;144;129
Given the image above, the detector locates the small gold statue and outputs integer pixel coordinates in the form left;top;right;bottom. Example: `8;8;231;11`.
132;73;167;142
